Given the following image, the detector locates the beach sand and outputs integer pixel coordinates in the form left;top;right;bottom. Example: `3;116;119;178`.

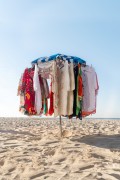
0;117;120;180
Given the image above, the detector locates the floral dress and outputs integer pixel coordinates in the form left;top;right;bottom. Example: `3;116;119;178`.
21;68;36;115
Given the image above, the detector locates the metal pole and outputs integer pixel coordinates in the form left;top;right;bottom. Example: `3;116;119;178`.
59;116;62;137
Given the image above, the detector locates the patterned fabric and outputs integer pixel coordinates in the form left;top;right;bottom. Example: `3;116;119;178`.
18;53;99;118
17;74;26;113
48;81;54;115
69;64;83;120
31;53;86;64
76;64;83;119
21;68;36;115
19;95;25;113
43;98;48;115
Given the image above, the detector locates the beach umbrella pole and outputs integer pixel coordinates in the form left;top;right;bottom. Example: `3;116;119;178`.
59;116;62;137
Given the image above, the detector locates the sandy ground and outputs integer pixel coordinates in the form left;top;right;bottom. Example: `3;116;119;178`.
0;117;120;180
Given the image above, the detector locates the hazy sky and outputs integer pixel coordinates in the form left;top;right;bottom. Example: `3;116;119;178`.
0;0;120;117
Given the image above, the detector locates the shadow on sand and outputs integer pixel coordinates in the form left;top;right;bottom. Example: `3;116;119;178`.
70;134;120;150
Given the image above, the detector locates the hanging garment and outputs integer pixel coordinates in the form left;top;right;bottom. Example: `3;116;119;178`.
38;61;53;79
17;73;23;96
38;75;44;99
19;95;25;113
43;98;48;115
81;65;99;116
21;68;36;115
42;78;49;98
48;80;54;115
95;73;99;109
17;73;26;113
41;79;49;115
76;64;83;119
72;65;78;117
58;60;70;116
70;65;83;120
51;61;59;117
67;62;75;115
33;64;42;115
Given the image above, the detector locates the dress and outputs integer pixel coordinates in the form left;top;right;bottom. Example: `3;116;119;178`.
76;64;83;119
52;61;59;117
21;68;36;115
17;73;26;113
70;65;83;120
48;80;54;115
72;66;78;117
81;65;99;116
33;64;42;114
67;62;75;115
42;78;49;98
17;73;23;96
58;60;70;116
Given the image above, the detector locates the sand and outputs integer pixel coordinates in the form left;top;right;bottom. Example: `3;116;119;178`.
0;117;120;180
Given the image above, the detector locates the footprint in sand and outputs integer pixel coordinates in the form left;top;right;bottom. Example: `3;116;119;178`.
91;153;105;160
0;150;8;154
8;167;16;172
16;157;32;163
58;158;66;163
44;149;55;156
79;164;94;171
30;172;46;179
30;170;55;179
0;160;4;166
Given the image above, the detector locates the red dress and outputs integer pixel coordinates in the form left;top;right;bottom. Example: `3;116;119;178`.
48;81;54;115
21;68;36;115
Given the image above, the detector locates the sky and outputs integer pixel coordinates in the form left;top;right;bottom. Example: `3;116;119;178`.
0;0;120;118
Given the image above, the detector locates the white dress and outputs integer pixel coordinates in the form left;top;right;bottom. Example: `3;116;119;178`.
81;66;98;112
33;64;42;114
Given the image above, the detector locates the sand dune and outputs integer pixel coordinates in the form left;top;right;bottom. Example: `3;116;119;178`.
0;118;120;180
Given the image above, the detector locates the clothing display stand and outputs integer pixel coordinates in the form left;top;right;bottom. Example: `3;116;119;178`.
18;54;89;137
18;54;99;140
59;116;62;137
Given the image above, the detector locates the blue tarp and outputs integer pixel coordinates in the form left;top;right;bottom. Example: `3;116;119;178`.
31;53;86;64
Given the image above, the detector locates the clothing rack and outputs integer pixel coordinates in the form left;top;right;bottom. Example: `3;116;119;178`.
18;53;99;138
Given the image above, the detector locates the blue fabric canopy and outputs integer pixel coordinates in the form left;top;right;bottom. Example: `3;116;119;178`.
31;53;86;64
